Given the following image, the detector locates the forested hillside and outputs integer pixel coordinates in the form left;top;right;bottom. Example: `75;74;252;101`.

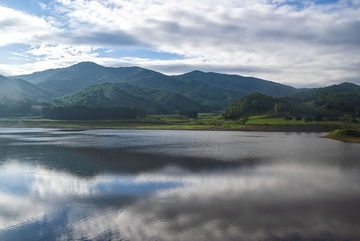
225;83;360;119
288;82;360;113
3;62;360;120
13;62;299;108
58;83;171;114
0;75;50;100
113;83;210;112
0;96;35;117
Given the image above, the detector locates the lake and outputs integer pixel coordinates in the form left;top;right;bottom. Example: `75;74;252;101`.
0;128;359;240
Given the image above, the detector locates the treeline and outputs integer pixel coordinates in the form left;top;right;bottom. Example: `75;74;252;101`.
225;93;277;119
0;96;34;117
313;92;360;112
179;109;198;118
42;105;140;120
225;85;360;119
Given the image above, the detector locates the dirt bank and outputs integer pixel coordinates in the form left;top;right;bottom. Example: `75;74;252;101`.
324;135;360;143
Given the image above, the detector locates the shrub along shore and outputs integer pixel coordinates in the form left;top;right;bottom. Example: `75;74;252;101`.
324;129;360;143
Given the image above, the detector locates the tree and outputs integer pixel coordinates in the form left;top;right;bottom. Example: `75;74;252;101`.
314;115;322;124
339;114;356;129
0;96;32;117
304;116;313;122
224;93;275;119
295;115;302;121
267;109;275;116
240;116;249;124
356;106;360;117
284;115;292;124
275;101;289;113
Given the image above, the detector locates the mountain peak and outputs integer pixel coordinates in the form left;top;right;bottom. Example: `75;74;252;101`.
189;70;205;74
337;82;359;87
71;62;102;68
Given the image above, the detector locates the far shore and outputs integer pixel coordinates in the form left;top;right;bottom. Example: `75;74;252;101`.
217;125;337;132
1;115;358;134
0;122;339;133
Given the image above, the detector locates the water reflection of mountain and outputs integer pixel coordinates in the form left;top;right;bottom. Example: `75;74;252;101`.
0;142;256;177
1;129;360;177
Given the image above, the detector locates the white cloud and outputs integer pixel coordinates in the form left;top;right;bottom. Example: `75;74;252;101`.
0;6;62;46
38;2;47;10
1;0;360;86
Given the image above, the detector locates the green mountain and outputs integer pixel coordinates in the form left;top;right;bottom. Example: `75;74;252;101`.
173;70;298;97
286;82;360;114
15;62;124;84
288;82;360;102
58;83;171;114
14;62;142;96
59;82;210;113
13;62;297;108
177;79;245;107
14;62;243;108
0;75;50;100
15;62;187;96
113;83;210;112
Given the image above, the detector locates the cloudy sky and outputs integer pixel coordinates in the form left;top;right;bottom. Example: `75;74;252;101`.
0;0;359;87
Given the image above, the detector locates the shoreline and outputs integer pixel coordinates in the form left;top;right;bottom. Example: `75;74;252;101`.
324;135;360;143
323;129;360;144
0;123;339;133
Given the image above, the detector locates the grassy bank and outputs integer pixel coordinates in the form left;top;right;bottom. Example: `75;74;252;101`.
1;113;358;132
324;129;360;143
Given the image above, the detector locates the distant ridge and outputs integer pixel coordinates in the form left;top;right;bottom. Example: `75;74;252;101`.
173;70;298;97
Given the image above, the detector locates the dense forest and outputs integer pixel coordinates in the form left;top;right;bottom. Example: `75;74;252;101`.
10;62;299;110
0;96;35;117
42;105;140;120
58;82;209;114
225;83;360;119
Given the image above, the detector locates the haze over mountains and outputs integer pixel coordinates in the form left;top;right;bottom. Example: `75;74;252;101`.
2;62;302;114
0;75;50;100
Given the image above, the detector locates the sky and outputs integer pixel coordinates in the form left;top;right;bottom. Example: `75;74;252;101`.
0;0;359;88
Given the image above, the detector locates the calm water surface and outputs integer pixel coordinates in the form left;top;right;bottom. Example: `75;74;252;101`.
0;128;359;240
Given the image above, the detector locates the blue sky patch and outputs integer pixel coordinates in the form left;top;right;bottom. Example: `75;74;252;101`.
99;48;183;61
0;0;53;16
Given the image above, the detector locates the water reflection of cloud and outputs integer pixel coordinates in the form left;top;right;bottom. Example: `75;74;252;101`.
68;166;360;240
0;163;185;199
0;192;50;230
1;162;360;240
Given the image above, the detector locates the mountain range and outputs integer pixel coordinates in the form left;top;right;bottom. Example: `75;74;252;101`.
2;62;302;114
